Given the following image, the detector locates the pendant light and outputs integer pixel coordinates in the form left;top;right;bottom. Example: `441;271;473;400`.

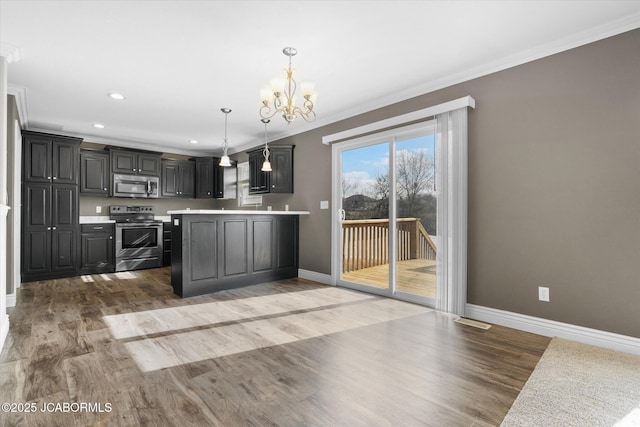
219;108;232;167
261;119;272;172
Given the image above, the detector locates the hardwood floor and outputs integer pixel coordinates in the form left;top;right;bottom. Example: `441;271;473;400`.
0;267;550;426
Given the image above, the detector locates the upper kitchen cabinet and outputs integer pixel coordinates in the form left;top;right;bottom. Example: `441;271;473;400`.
110;149;161;176
23;131;81;184
80;150;109;195
194;157;236;199
247;145;294;194
161;159;195;198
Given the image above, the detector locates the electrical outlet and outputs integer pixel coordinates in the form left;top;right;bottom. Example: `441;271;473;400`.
96;206;102;214
538;286;550;302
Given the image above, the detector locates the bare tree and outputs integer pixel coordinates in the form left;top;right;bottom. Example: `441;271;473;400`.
396;150;435;217
341;176;357;199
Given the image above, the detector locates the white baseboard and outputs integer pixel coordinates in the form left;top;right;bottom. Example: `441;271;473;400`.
466;303;640;356
298;269;333;286
6;293;15;308
0;314;9;355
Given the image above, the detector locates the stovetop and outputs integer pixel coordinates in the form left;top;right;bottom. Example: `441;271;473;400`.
109;205;158;223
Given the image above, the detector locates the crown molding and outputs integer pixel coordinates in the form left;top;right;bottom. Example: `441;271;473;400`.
7;85;28;127
25;126;211;157
0;43;22;63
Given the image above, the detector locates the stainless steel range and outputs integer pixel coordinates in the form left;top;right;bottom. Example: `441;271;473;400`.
109;205;163;272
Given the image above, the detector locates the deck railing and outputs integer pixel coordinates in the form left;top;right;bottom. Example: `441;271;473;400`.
342;218;437;273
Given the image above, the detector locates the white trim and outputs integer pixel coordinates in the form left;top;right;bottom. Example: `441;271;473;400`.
322;96;475;145
0;43;22;63
7;85;28;128
6;294;15;308
298;269;333;286
0;314;8;354
465;304;640;356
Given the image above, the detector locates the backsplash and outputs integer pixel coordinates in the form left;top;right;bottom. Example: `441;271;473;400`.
79;195;223;216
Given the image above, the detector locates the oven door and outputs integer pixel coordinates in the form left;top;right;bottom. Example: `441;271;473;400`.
115;223;163;271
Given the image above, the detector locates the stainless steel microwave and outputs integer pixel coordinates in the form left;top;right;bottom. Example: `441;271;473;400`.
112;174;159;198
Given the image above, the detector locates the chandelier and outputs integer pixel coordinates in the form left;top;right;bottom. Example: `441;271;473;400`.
219;108;232;167
261;119;271;172
259;47;316;124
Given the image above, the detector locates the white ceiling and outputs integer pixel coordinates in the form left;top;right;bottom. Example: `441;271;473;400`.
2;1;640;156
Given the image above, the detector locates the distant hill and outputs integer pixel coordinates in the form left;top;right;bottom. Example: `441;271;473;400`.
343;194;377;211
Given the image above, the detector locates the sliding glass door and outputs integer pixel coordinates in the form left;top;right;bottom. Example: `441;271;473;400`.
335;121;438;306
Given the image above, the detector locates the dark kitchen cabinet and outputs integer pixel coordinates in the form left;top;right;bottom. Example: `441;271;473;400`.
22;183;79;280
22;131;81;282
248;150;270;194
270;146;294;193
247;145;294;194
161;160;194;198
23;131;80;185
80;150;109;195
80;223;114;274
195;157;232;198
110;149;161;176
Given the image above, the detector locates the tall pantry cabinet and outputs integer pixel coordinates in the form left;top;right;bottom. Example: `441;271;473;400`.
22;131;82;282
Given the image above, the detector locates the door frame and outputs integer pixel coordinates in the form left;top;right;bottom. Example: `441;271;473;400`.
331;121;437;306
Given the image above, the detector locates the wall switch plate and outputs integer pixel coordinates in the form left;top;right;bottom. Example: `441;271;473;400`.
538;286;550;302
320;200;329;209
96;206;102;213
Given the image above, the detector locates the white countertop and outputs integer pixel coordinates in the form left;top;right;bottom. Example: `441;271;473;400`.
167;209;310;216
79;216;115;224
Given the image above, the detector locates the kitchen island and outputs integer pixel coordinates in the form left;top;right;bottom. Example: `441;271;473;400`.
167;210;309;297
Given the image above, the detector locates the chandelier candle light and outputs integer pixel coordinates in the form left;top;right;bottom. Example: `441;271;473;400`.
260;47;316;124
219;108;232;167
261;119;272;172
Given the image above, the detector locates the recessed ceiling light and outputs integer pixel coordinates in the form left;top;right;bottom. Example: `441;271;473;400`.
189;140;198;144
93;123;105;129
108;92;126;100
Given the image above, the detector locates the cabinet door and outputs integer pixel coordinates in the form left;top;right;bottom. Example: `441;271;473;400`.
23;229;51;276
51;229;77;273
52;139;79;184
213;162;225;198
52;185;78;227
195;159;213;198
80;151;109;194
270;147;293;193
23;134;52;182
111;151;137;173
137;154;161;176
180;161;195;198
248;151;270;194
24;183;51;227
161;161;180;197
81;233;114;273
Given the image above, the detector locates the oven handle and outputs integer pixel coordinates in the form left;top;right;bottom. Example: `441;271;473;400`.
116;223;162;228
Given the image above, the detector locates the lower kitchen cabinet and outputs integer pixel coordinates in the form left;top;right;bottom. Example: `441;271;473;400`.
163;222;172;266
79;223;115;274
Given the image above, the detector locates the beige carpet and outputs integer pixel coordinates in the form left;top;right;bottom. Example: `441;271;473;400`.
501;337;640;427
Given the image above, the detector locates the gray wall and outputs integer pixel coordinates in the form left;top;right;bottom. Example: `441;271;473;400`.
225;29;639;338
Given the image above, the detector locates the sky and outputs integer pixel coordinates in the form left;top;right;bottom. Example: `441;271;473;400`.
341;134;435;197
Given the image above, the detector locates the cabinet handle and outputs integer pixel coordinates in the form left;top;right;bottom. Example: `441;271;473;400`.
94;226;103;230
53;176;57;180
272;184;275;188
47;176;51;180
52;226;57;230
133;168;137;172
47;227;51;230
109;236;113;240
103;188;107;191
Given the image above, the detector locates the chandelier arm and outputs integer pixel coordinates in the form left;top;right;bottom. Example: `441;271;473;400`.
259;104;281;120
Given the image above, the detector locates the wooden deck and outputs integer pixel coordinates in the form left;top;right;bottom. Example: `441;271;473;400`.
342;258;436;298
